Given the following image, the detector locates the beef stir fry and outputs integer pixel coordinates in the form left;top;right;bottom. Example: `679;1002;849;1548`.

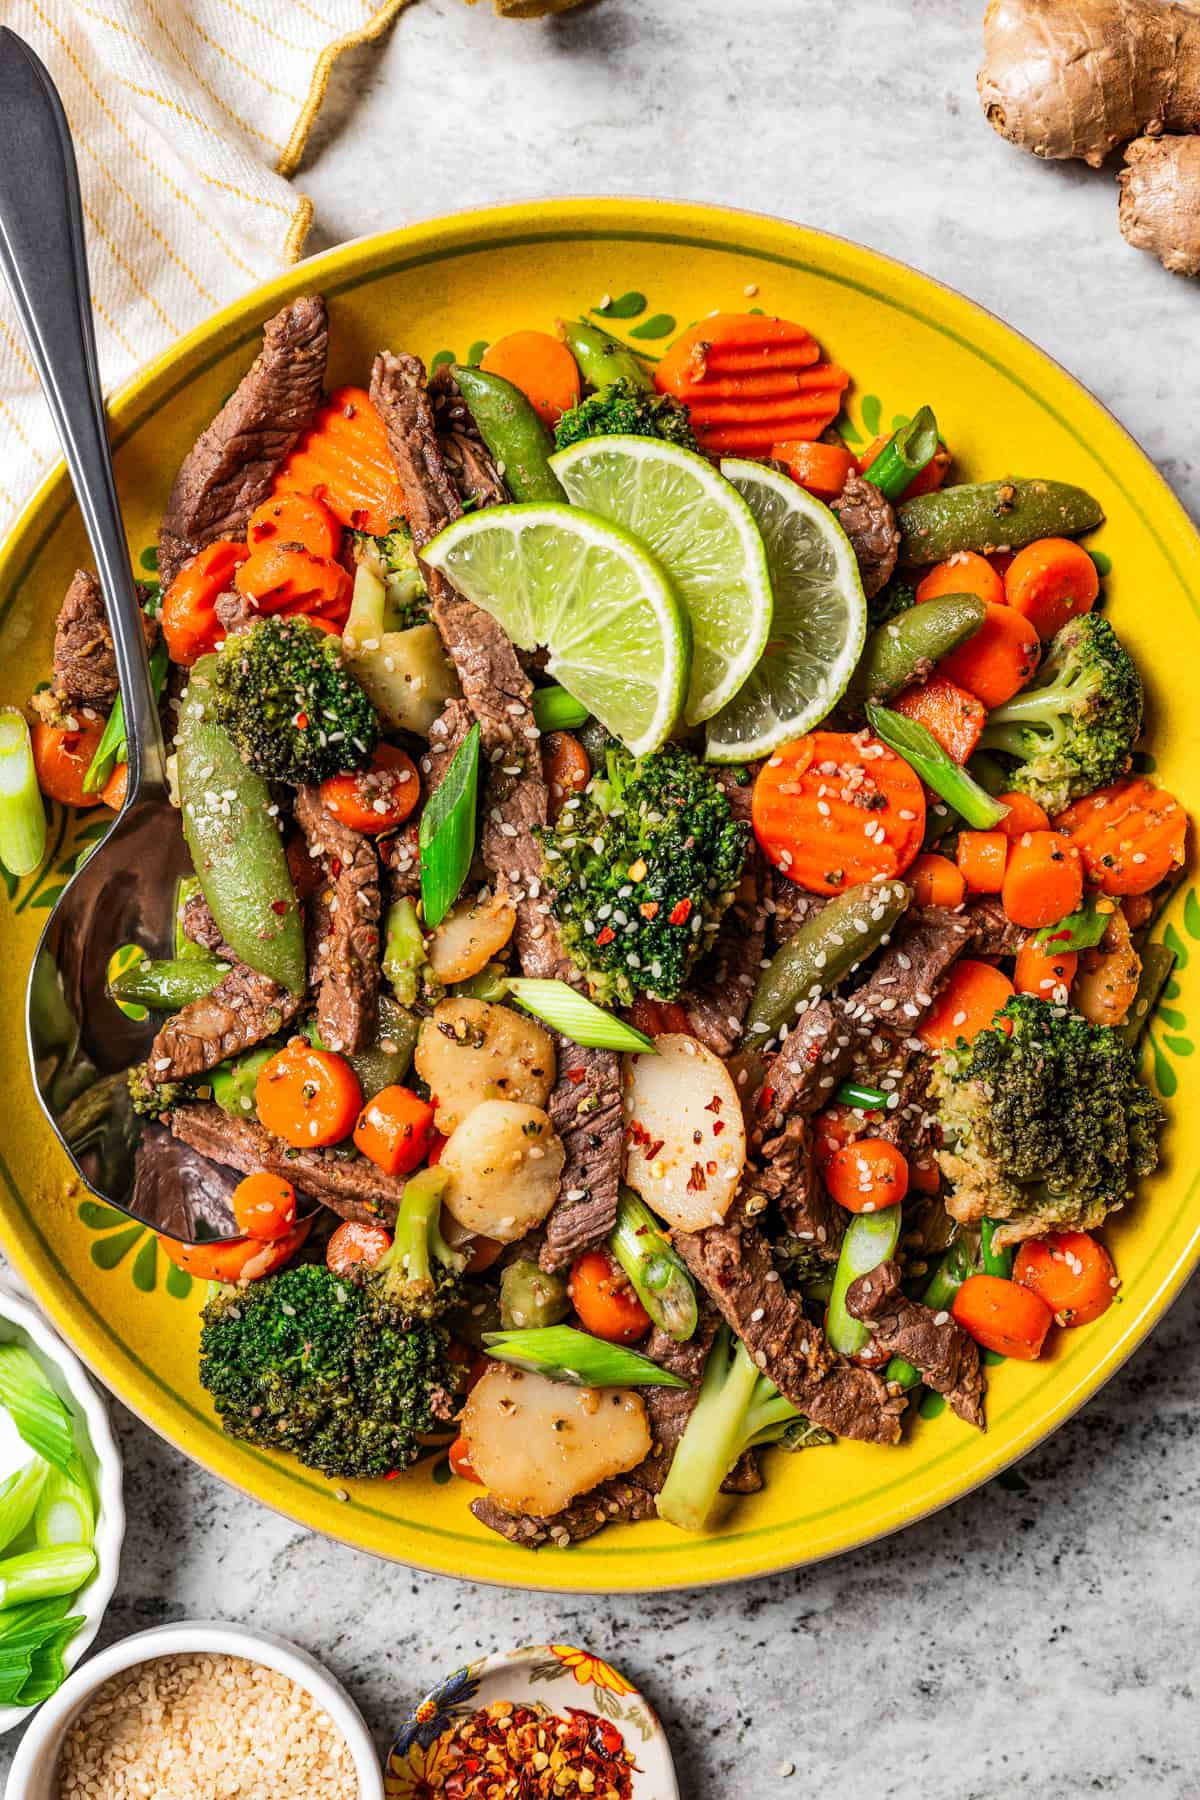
16;301;1182;1544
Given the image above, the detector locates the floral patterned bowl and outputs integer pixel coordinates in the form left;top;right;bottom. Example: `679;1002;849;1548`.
386;1643;678;1798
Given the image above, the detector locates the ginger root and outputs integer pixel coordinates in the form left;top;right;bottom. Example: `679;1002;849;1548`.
978;0;1200;274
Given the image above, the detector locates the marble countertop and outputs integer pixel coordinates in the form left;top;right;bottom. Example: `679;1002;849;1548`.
5;2;1200;1794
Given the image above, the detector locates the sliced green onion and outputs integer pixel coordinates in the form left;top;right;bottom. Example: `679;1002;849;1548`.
419;722;480;929
83;636;169;793
1034;893;1112;953
34;1456;93;1549
866;702;1009;830
834;1081;889;1112
0;710;47;878
980;1217;1013;1280
15;1614;84;1705
0;1546;94;1610
0;1347;75;1475
826;1208;903;1357
505;979;654;1053
531;685;589;732
0;1596;82;1705
610;1187;697;1342
862;406;939;502
0;1461;47;1554
482;1325;688;1388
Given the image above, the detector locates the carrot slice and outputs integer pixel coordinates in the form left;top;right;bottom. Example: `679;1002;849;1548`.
569;1249;651;1343
824;1137;909;1213
232;1171;298;1243
247;492;342;560
812;1102;878;1166
751;730;925;896
956;830;1009;895
891;676;985;764
235;543;352;626
656;315;821;392
918;959;1015;1049
1004;537;1099;640
30;718;108;810
326;1219;392;1276
353;1084;436;1178
995;791;1050;837
320;744;420;834
1001;829;1083;929
952;1272;1053;1360
908;852;966;910
274;385;406;536
655;313;848;451
1053;777;1187;896
916;551;1005;608
1013;1230;1118;1327
255;1041;362;1149
161;539;251;667
934;601;1040;709
481;330;581;427
1014;938;1078;1000
157;1217;311;1285
771;438;856;500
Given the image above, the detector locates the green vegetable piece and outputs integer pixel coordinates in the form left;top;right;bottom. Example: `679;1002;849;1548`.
531;685;590;733
308;995;419;1099
980;1217;1014;1279
383;896;429;1008
609;1187;698;1343
898;478;1104;567
867;701;1009;830
481;1325;689;1388
746;878;910;1042
553;376;697;453
835;1081;890;1112
33;1457;93;1549
108;953;229;1011
505;978;654;1053
452;364;566;503
885;1237;977;1389
847;593;986;705
211;1045;275;1120
419;722;480;930
83;636;169;793
1119;941;1176;1048
559;318;652;394
0;1546;94;1610
0;1461;48;1556
0;710;47;878
0;1347;75;1476
862;405;940;503
173;876;206;960
1034;892;1112;954
498;1259;571;1331
177;658;305;993
455;963;511;1002
208;616;378;788
826;1208;903;1358
777;1418;836;1452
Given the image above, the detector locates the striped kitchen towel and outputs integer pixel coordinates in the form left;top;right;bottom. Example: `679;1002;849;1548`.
0;0;409;535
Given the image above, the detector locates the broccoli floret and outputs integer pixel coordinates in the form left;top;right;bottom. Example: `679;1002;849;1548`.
370;1168;467;1324
209;615;378;787
352;525;429;631
929;995;1163;1245
127;1062;187;1117
867;577;916;630
979;614;1143;816
657;1326;811;1531
538;743;748;1005
198;1262;463;1480
554;378;698;452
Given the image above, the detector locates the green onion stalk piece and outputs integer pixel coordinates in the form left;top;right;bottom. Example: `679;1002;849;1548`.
866;702;1009;830
481;1325;688;1388
862;406;940;503
34;1456;94;1550
0;1347;75;1475
0;1461;48;1556
609;1187;698;1343
82;636;169;793
419;722;480;929
0;1546;94;1610
505;979;655;1053
0;710;47;879
980;1217;1013;1280
834;1081;889;1112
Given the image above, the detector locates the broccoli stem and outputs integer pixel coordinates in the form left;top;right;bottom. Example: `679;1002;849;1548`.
862;406;940;503
383;1168;460;1295
826;1208;903;1358
656;1327;803;1532
609;1187;698;1343
866;702;1010;831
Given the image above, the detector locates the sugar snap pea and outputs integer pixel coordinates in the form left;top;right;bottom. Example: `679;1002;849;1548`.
898;479;1104;566
847;592;986;705
745;878;911;1042
559;318;652;393
1119;941;1176;1048
306;995;419;1099
211;1044;275;1119
108;954;228;1011
452;364;566;503
499;1258;571;1331
176;657;305;994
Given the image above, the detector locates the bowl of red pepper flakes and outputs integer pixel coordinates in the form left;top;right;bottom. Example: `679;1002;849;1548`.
385;1643;678;1800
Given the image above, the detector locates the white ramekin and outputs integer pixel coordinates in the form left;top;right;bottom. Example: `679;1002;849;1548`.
0;1283;124;1737
6;1620;385;1798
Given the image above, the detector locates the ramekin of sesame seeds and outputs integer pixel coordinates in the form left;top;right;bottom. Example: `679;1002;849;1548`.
8;1622;384;1800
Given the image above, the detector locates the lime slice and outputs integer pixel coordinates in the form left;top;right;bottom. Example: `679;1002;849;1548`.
550;436;773;725
422;502;689;757
705;459;866;763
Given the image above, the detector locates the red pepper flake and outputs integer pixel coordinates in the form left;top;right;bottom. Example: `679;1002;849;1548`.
270;899;288;916
687;1162;708;1192
565;1067;587;1085
595;925;616;947
432;1700;637;1798
704;1095;723;1113
758;1083;776;1115
646;1138;664;1161
712;1119;726;1135
668;898;692;926
294;711;309;730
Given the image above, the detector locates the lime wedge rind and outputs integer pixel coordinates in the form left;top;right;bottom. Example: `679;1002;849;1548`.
704;459;866;763
422;501;690;758
550;436;774;725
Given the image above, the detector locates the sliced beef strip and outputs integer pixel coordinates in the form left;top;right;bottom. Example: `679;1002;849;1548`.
768;882;827;948
171;1103;406;1226
745;1112;844;1263
32;569;160;721
293;785;381;1055
672;1197;905;1443
538;1043;625;1273
180;890;224;952
965;895;1027;958
158;295;328;590
683;850;771;1058
832;469;900;600
470;1479;658;1549
756;998;852;1124
148;960;302;1083
845;906;975;1034
846;1259;985;1428
419;696;475;796
214;588;258;640
132;1122;241;1240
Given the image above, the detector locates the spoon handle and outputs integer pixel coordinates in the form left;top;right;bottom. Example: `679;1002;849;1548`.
0;29;166;800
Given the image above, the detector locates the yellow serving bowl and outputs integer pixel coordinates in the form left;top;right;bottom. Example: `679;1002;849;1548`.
2;198;1197;1592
